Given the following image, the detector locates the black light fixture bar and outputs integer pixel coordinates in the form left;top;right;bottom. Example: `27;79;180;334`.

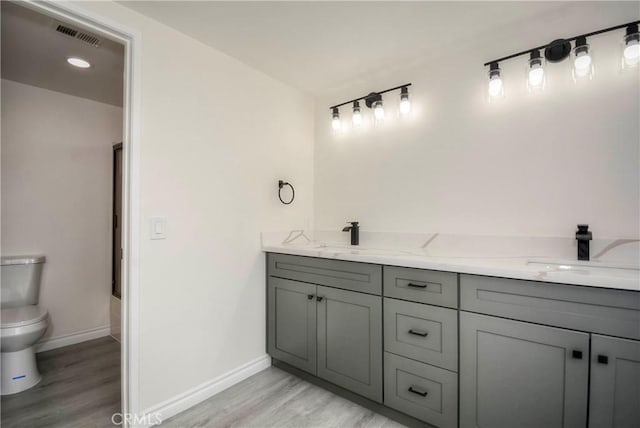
329;83;412;110
484;20;640;66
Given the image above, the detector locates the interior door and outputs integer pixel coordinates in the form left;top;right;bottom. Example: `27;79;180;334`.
460;311;589;428
112;143;123;298
589;334;640;428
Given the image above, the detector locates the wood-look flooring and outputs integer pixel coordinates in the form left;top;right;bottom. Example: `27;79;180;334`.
162;366;405;428
1;336;120;428
2;339;403;428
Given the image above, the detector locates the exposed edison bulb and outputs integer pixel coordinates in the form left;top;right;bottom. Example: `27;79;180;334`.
399;87;411;116
623;25;640;68
331;107;341;131
352;101;362;127
373;100;385;122
572;37;593;81
487;62;504;99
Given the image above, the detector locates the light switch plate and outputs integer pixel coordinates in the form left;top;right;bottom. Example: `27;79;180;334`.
150;216;167;240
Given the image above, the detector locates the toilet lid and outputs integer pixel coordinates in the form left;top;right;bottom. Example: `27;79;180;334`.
1;305;48;328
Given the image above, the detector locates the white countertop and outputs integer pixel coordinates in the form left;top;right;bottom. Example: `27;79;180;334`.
262;231;640;291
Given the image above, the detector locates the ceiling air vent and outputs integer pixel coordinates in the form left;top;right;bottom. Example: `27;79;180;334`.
55;23;102;47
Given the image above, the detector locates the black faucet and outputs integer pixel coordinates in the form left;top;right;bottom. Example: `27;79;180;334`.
576;224;592;261
342;222;360;246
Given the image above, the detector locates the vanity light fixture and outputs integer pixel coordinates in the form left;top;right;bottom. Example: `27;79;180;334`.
328;83;411;131
623;23;640;68
66;57;91;68
331;107;341;131
484;20;639;96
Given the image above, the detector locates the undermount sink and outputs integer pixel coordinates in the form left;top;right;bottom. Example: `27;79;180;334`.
527;259;640;279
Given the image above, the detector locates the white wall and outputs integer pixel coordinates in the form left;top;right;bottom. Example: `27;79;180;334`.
70;1;315;412
1;79;122;340
314;5;640;239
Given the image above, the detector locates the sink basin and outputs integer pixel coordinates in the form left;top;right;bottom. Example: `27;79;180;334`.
527;259;640;279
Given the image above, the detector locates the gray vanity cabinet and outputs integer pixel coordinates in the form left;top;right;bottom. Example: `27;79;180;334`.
267;253;383;403
316;285;383;402
460;312;589;428
589;334;640;428
267;277;317;375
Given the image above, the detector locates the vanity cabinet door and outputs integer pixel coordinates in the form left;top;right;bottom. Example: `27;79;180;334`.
316;286;383;402
267;277;317;375
460;312;589;428
589;335;640;428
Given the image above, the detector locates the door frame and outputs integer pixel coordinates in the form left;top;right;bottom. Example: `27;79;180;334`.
21;0;142;423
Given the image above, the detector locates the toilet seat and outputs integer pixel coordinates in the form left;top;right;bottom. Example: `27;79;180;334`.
1;306;48;329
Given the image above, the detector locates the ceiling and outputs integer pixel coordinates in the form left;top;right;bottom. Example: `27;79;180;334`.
120;1;640;96
1;1;124;106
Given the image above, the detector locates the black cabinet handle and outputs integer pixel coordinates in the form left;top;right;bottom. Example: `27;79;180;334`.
407;282;427;288
316;296;324;302
408;329;428;337
572;350;583;359
597;355;609;365
307;294;314;300
408;386;428;397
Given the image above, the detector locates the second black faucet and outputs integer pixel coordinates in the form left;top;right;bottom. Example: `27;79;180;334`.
342;222;360;245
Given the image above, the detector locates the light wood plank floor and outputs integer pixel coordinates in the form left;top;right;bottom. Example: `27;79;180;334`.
1;336;120;428
162;366;405;428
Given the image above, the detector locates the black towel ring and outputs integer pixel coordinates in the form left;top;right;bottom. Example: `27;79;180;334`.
278;180;295;205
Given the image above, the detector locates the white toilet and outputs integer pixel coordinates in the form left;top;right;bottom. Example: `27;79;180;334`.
1;255;49;395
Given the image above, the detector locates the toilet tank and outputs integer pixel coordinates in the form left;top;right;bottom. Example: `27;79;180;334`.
1;256;46;308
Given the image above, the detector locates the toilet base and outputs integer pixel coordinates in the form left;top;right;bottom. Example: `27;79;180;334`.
1;347;42;395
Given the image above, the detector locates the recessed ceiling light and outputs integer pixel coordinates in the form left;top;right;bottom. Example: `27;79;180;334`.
66;57;91;68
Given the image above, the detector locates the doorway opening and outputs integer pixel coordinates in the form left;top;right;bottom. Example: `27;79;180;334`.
1;0;138;424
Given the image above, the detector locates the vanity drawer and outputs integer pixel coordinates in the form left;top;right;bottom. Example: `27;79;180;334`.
267;253;382;295
384;352;458;428
383;266;457;308
460;274;640;340
384;298;458;371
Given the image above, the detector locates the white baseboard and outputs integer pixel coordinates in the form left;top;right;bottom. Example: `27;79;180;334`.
138;354;271;427
35;325;111;353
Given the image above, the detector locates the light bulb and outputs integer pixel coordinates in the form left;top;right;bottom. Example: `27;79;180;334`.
352;101;362;127
529;67;544;87
399;87;411;116
623;25;640;68
331;107;341;131
487;62;504;99
624;43;640;65
373;100;385;121
574;53;592;76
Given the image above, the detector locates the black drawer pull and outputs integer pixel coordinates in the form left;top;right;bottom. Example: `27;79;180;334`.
408;329;428;337
597;355;609;365
572;350;583;359
407;282;427;288
307;294;314;300
408;386;428;397
316;296;324;302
